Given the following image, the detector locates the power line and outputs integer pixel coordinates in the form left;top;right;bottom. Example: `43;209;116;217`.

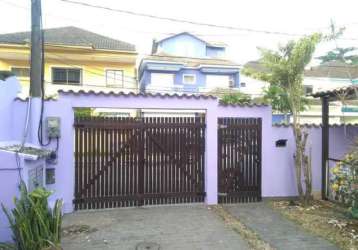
56;0;358;41
56;0;314;37
2;0;358;41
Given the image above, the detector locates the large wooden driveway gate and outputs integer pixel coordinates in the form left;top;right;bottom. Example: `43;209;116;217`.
218;118;262;203
74;117;205;210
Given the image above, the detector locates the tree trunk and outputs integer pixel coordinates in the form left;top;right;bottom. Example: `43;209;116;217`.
294;126;304;202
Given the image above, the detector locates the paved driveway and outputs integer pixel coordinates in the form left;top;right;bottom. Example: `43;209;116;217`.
225;202;338;250
62;204;249;250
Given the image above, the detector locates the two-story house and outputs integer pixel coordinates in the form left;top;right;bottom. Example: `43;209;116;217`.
139;32;241;94
0;26;138;99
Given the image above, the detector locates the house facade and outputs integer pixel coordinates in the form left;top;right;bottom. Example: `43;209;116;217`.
0;26;138;98
139;32;241;93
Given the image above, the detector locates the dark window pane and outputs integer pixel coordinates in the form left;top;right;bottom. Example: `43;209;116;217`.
68;69;81;84
11;67;30;77
52;68;81;85
53;68;67;84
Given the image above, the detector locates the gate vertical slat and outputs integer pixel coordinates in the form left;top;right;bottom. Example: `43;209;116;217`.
257;118;262;201
168;117;173;204
160;117;164;204
78;118;83;210
87;118;92;209
182;117;186;203
147;117;152;205
254;118;259;201
74;118;79;210
248;119;253;202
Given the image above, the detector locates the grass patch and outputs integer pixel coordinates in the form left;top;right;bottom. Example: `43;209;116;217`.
211;205;274;250
271;200;358;250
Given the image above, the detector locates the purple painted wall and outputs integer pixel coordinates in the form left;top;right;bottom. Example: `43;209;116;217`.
0;77;21;141
1;85;358;241
269;125;358;197
0;151;21;241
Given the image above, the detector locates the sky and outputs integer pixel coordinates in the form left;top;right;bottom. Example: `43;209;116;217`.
1;0;358;65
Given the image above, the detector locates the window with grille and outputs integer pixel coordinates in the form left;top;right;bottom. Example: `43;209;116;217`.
106;70;124;87
52;68;82;85
11;67;30;78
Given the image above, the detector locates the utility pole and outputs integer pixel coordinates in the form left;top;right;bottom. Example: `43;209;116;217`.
29;0;43;144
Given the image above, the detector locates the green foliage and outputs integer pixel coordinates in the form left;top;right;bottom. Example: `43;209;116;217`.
211;88;251;105
0;183;63;250
262;85;310;113
207;88;252;105
240;67;271;82
262;85;290;113
331;139;358;218
74;108;93;118
317;47;358;65
248;34;321;114
260;34;321;114
319;20;358;65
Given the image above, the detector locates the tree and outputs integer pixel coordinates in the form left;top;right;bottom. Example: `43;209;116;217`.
317;47;358;64
257;34;322;205
317;20;358;65
242;64;309;114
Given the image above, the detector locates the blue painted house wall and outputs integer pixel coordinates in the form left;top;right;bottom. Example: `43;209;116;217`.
140;33;240;92
158;33;206;58
157;33;225;58
206;46;225;58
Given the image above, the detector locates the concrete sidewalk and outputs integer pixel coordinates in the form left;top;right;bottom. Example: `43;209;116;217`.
62;204;249;250
225;202;338;250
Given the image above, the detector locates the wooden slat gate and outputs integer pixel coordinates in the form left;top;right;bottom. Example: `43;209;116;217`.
218;118;262;203
74;117;205;210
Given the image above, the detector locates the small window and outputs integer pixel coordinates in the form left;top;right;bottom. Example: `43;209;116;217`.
304;85;313;95
183;74;196;84
52;68;81;85
240;82;246;87
11;67;30;78
106;70;124;86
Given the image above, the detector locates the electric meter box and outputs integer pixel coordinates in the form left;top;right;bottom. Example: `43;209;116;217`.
46;117;61;138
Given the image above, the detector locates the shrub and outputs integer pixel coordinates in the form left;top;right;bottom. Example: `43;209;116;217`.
0;183;63;250
331;139;358;218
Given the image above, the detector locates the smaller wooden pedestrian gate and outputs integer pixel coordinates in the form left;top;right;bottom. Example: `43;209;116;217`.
74;116;205;210
218;118;262;203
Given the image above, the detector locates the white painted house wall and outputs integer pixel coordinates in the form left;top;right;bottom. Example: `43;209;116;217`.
239;75;269;97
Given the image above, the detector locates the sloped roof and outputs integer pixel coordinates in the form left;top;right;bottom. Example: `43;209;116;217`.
311;84;358;100
143;53;240;68
244;60;358;79
155;32;227;48
305;61;358;79
0;26;136;52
